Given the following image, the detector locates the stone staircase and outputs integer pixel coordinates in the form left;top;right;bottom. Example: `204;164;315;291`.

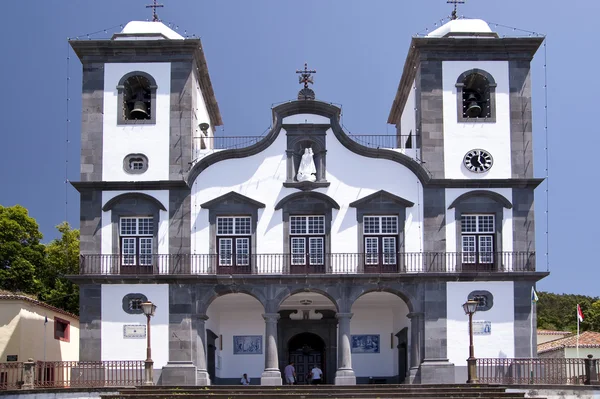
101;384;538;399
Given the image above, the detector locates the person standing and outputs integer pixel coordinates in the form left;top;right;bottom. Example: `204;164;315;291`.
310;365;323;385
284;361;296;385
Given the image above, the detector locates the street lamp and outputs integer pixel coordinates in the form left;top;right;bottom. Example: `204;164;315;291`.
141;300;157;386
462;299;479;384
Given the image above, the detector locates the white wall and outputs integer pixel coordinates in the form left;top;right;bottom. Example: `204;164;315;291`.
205;295;264;380
447;281;515;366
399;79;417;150
445;188;513;270
565;347;600;359
191;114;424;272
100;191;169;265
101;284;169;368
351;293;410;378
103;63;171;181
442;61;511;179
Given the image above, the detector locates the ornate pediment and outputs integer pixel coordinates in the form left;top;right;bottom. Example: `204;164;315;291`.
200;191;265;210
349;190;414;209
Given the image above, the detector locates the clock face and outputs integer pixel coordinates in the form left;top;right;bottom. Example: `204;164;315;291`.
463;149;493;173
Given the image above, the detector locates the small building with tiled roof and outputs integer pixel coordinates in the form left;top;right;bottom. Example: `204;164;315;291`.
538;331;600;359
0;294;79;364
537;329;573;345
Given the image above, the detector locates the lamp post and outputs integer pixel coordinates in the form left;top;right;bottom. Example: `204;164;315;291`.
462;299;479;384
141;300;157;386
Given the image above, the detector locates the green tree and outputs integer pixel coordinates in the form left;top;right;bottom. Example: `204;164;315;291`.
537;291;599;333
40;222;80;315
0;205;45;294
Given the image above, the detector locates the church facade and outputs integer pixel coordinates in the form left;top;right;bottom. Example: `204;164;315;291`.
70;18;546;385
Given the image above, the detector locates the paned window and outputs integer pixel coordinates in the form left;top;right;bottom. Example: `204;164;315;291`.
216;216;251;267
54;317;70;342
461;214;495;264
120;217;153;266
290;216;325;266
363;216;398;266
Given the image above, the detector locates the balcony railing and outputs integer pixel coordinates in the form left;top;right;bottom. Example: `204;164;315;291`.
477;357;598;385
79;252;535;276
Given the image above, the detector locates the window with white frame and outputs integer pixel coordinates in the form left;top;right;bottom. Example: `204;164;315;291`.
461;214;495;264
120;217;153;266
363;216;398;265
216;216;251;267
289;215;325;266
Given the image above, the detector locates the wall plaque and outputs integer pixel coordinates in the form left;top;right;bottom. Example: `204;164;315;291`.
473;321;492;335
6;355;18;362
123;324;146;339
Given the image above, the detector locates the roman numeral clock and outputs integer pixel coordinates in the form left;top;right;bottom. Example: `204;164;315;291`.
463;149;493;173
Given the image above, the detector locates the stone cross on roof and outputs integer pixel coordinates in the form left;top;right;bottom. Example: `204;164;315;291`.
296;63;316;101
447;0;465;20
146;0;164;22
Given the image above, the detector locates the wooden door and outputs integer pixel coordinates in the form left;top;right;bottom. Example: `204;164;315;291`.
289;350;323;384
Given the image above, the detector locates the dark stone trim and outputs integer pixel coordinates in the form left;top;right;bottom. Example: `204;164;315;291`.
428;178;544;189
116;71;157;125
69;39;222;127
122;293;148;315
349;190;414;208
275;192;340;211
102;192;167;212
452;196;505;254
387;36;544;124
68;271;550;285
284;124;328;183
448;190;512;209
467;290;493;312
71;180;188;192
282;181;330;191
110;199;161;258
455;68;497;123
200;191;265;209
123;153;149;175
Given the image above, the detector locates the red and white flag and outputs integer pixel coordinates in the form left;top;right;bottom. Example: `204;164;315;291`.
577;304;584;322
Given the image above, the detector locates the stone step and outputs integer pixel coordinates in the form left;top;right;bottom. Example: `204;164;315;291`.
101;395;531;399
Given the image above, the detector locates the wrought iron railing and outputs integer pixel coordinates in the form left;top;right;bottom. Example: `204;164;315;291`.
192;134;415;152
79;252;535;275
0;362;24;390
477;357;598;385
33;360;144;388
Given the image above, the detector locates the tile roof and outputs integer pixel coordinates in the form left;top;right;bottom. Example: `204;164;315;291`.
537;329;572;336
538;331;600;354
0;293;79;320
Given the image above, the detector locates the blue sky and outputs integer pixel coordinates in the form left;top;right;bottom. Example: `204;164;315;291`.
0;1;595;295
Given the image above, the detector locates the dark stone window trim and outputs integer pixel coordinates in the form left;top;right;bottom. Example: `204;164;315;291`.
117;71;158;126
123;153;149;175
122;293;148;314
103;192;166;212
350;190;413;272
276;192;337;271
451;191;506;255
448;190;512;210
467;290;494;312
200;192;265;272
455;68;497;123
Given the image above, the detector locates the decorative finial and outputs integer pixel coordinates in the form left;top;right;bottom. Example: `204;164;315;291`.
447;0;465;20
295;63;316;100
146;0;164;22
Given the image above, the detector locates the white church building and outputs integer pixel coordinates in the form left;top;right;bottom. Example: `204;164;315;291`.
70;16;546;385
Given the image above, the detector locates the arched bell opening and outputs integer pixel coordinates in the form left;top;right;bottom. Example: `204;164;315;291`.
455;69;496;122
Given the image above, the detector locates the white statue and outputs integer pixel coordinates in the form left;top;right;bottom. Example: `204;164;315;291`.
296;148;317;182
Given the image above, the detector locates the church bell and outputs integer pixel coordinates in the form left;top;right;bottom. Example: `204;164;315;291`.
464;93;482;118
130;91;149;119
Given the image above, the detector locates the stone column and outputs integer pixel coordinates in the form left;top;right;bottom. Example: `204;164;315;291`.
261;313;282;385
195;314;211;386
407;312;423;384
335;312;356;385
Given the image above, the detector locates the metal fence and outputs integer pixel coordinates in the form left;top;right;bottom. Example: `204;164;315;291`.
477;358;597;385
32;361;144;388
79;252;536;275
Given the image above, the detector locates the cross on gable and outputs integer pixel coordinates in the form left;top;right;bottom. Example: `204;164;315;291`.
146;0;164;22
296;63;316;89
447;0;465;20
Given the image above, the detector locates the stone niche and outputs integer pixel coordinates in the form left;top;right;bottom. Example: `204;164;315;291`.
283;124;330;191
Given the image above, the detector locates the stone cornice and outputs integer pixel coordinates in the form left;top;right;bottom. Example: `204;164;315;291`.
71;180;188;192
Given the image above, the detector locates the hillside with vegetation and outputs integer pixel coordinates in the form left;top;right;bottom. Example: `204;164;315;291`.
538;291;600;332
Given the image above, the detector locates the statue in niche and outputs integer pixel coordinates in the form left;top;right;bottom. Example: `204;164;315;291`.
296;148;317;182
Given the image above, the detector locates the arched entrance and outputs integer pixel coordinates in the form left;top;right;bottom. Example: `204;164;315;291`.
288;332;325;384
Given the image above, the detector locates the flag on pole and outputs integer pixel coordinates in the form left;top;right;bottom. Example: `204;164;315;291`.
577;304;584;322
44;315;48;325
531;287;539;303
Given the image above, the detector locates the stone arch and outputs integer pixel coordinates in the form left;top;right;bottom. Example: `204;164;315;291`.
102;192;166;212
117;70;158;124
274;288;340;313
275;191;340;211
455;68;497;122
197;286;267;314
448;190;512;209
349;286;417;314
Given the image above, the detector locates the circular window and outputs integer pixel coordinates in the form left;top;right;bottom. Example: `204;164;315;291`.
122;293;148;315
467;290;494;312
123;154;148;174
